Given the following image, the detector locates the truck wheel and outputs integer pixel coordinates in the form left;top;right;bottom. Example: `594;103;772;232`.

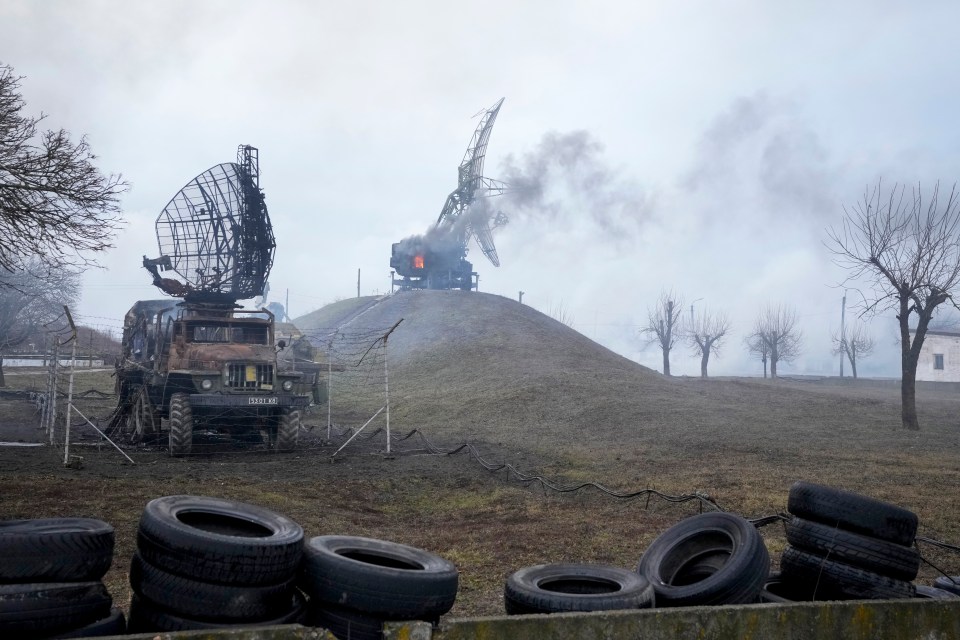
275;409;299;452
168;393;193;457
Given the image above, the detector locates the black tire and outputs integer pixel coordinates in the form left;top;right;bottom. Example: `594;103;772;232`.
0;582;112;636
129;551;297;622
308;604;384;640
779;545;916;600
300;535;458;620
137;495;303;586
275;408;300;452
504;563;654;615
167;392;193;457
756;571;818;603
933;575;960;596
127;591;304;633
0;518;114;582
637;512;770;607
915;585;960;599
52;607;126;638
787;481;918;546
785;516;920;581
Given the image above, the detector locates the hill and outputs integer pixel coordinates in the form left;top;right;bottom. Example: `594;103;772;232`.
293;291;959;467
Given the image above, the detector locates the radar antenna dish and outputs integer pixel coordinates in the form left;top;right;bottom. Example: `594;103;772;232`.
435;98;509;266
145;145;276;303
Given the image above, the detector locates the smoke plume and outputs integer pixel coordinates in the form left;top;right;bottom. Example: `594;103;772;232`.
499;131;654;238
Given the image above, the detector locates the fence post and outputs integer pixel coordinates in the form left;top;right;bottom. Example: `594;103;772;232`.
47;341;60;445
62;306;77;466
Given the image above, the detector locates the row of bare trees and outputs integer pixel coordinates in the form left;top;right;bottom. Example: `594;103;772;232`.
641;294;812;379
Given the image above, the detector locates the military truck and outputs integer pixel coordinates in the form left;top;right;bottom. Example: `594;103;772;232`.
115;300;319;456
111;144;322;456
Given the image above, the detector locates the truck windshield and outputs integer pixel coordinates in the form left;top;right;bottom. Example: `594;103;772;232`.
188;324;269;345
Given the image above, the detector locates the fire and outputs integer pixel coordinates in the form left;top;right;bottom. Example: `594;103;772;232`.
413;254;424;269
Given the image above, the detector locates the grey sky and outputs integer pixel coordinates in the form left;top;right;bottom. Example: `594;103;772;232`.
3;0;958;376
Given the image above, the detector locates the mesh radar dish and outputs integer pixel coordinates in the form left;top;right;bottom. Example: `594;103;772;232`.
436;97;509;267
146;145;275;303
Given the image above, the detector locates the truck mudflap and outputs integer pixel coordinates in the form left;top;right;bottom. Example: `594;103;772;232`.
188;394;310;408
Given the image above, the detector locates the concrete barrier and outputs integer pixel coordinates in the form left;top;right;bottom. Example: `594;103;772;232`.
107;600;960;639
385;599;960;640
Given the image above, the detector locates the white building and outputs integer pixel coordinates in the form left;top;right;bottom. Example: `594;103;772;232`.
915;330;960;382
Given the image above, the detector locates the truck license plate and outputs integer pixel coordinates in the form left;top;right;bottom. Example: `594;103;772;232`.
248;397;278;405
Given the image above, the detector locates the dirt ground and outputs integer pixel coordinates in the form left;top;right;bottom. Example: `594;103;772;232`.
1;291;959;620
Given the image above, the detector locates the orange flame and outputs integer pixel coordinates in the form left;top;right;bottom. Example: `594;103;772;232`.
413;255;424;269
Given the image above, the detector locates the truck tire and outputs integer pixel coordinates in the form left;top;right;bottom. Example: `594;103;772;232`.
51;607;126;638
167;392;193;457
504;564;654;615
779;545;915;600
136;495;304;586
787;481;918;546
0;518;114;582
308;604;384;640
785;516;920;581
275;409;300;453
129;551;297;622
0;582;112;637
933;576;960;596
637;512;770;607
127;591;304;633
299;535;458;620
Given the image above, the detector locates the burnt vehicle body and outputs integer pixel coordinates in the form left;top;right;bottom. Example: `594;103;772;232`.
116;300;318;456
390;238;477;291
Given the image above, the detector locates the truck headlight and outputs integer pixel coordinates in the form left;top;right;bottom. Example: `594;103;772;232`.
282;380;293;391
200;379;213;391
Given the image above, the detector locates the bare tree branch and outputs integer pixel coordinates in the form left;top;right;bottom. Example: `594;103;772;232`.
0;63;127;275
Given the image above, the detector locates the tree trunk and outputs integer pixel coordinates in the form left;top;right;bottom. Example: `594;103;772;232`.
762;355;767;378
662;348;671;377
901;364;919;430
0;356;5;388
700;351;709;378
851;359;857;379
898;296;921;430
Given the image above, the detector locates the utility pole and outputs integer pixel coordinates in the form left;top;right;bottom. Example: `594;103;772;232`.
357;269;360;298
839;292;847;377
285;288;290;322
519;291;524;304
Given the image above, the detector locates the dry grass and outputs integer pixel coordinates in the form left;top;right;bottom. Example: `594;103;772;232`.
0;290;958;619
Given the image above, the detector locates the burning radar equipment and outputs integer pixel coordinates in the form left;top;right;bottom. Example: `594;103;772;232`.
112;146;323;456
391;98;509;291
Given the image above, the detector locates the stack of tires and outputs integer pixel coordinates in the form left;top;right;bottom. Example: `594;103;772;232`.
505;564;654;614
299;535;459;640
127;495;306;632
0;518;124;638
779;481;919;600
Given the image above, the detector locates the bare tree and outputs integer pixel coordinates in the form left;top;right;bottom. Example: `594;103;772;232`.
0;262;80;386
745;331;770;378
831;322;875;379
0;64;126;274
686;309;730;378
641;290;683;376
826;181;960;430
750;305;802;378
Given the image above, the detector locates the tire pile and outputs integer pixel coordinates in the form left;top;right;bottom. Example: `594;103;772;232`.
127;495;306;632
502;482;960;616
0;518;124;638
778;481;921;600
298;535;459;640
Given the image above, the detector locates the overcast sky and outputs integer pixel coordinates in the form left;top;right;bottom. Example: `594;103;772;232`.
3;1;959;376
